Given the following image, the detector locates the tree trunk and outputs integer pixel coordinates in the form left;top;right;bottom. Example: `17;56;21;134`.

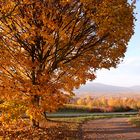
32;118;39;128
31;95;40;128
31;46;41;128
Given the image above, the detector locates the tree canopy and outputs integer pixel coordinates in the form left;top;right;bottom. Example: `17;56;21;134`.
0;0;135;126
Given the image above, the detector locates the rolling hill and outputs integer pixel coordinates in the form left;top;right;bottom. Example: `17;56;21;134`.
74;83;140;98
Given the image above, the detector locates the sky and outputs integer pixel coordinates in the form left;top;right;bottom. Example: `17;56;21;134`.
91;1;140;87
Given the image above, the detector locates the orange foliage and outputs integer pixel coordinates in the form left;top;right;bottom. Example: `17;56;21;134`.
0;0;135;126
74;96;140;112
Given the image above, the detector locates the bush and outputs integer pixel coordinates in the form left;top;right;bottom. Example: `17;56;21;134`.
130;117;140;127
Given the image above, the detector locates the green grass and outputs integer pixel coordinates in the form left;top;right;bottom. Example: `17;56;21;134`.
129;116;140;127
49;114;136;123
49;116;110;123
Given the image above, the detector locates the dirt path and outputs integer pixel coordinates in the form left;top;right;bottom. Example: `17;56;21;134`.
82;118;140;140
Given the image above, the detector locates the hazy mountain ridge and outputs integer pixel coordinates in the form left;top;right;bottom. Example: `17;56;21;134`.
74;83;140;98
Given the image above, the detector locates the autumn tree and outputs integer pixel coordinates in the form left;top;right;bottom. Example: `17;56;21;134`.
0;0;135;127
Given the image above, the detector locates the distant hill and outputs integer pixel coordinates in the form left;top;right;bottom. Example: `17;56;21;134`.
74;83;140;98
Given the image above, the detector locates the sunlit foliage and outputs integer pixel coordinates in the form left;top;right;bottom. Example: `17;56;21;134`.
0;0;135;127
74;96;140;112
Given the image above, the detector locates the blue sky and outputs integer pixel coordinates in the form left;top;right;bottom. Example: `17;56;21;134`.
92;1;140;87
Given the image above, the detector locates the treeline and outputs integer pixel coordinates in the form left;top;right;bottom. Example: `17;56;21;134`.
60;96;140;113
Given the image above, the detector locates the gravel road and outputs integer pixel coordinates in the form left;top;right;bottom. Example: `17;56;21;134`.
82;118;140;140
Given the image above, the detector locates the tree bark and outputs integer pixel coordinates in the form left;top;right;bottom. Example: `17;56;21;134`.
31;45;40;128
31;95;40;128
32;118;39;128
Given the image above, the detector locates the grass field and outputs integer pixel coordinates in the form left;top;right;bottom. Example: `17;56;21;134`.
48;113;137;123
129;116;140;127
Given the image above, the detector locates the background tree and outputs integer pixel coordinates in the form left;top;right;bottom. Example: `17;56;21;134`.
0;0;135;127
